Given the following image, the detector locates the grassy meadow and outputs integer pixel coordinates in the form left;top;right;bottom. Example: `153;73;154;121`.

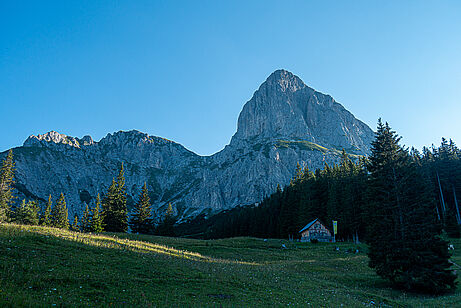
0;223;460;307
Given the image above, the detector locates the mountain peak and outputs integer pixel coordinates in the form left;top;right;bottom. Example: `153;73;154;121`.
98;130;185;150
24;131;75;147
23;131;94;148
267;69;296;81
232;70;374;154
263;69;306;93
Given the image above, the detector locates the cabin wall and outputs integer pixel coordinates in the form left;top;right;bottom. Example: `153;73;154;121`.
310;221;332;237
300;221;333;242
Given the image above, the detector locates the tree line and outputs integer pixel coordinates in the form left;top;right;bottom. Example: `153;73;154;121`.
0;152;175;235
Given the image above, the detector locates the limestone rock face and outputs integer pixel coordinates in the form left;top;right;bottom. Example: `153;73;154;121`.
4;70;374;221
24;131;81;148
231;70;373;153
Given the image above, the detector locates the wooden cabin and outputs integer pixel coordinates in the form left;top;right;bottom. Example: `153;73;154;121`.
299;218;333;242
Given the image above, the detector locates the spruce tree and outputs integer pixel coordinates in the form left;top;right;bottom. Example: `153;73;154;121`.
103;164;128;232
103;179;117;230
81;203;92;232
0;149;15;222
130;182;153;234
71;215;80;232
91;193;104;232
157;203;176;236
115;164;128;232
14;199;40;225
366;119;456;294
51;193;70;229
294;162;304;182
40;195;53;226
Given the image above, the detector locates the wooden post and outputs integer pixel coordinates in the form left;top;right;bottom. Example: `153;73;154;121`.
332;220;336;243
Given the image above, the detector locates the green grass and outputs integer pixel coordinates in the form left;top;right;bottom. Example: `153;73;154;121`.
0;224;460;307
275;140;362;158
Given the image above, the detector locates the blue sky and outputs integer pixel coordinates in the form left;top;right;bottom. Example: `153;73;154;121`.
1;1;460;155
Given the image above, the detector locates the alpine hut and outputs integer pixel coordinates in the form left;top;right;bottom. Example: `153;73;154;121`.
299;218;333;242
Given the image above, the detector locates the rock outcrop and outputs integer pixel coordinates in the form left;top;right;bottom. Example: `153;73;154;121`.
3;70;374;220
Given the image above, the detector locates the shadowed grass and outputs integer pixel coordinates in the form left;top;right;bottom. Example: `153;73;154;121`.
0;223;459;307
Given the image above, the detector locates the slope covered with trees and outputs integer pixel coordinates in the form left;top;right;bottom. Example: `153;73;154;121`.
177;124;461;244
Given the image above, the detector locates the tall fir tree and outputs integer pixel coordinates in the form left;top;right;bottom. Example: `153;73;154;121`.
71;215;80;232
51;193;70;229
294;162;304;182
157;203;176;236
103;164;128;232
81;203;92;232
0;149;15;222
40;195;53;226
14;199;40;225
102;179;117;230
366;119;456;294
91;193;104;232
130;182;153;234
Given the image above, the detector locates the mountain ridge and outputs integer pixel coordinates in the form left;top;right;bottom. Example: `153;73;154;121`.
3;70;375;221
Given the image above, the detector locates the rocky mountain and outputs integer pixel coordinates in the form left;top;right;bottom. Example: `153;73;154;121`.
3;70;374;221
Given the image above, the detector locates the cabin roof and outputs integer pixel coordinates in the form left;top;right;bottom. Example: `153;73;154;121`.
299;218;319;233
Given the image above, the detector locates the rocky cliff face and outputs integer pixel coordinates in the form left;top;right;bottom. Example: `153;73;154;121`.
4;70;374;221
231;70;372;152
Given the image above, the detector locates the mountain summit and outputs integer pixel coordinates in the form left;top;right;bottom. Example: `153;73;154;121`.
4;70;374;220
232;69;373;154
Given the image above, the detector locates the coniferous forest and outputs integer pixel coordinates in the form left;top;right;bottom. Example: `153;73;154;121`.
176;123;461;245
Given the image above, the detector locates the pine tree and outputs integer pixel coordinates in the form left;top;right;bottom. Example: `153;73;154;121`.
51;193;70;229
91;193;104;232
40;195;53;226
366;119;456;294
102;179;117;230
14;199;40;225
103;164;128;232
294;162;304;182
157;203;176;236
81;203;92;232
0;149;15;222
130;182;153;234
71;215;80;232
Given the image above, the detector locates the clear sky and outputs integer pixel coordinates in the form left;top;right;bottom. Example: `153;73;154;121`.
1;1;460;155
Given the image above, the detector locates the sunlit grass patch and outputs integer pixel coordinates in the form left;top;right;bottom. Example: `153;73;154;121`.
5;224;260;265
